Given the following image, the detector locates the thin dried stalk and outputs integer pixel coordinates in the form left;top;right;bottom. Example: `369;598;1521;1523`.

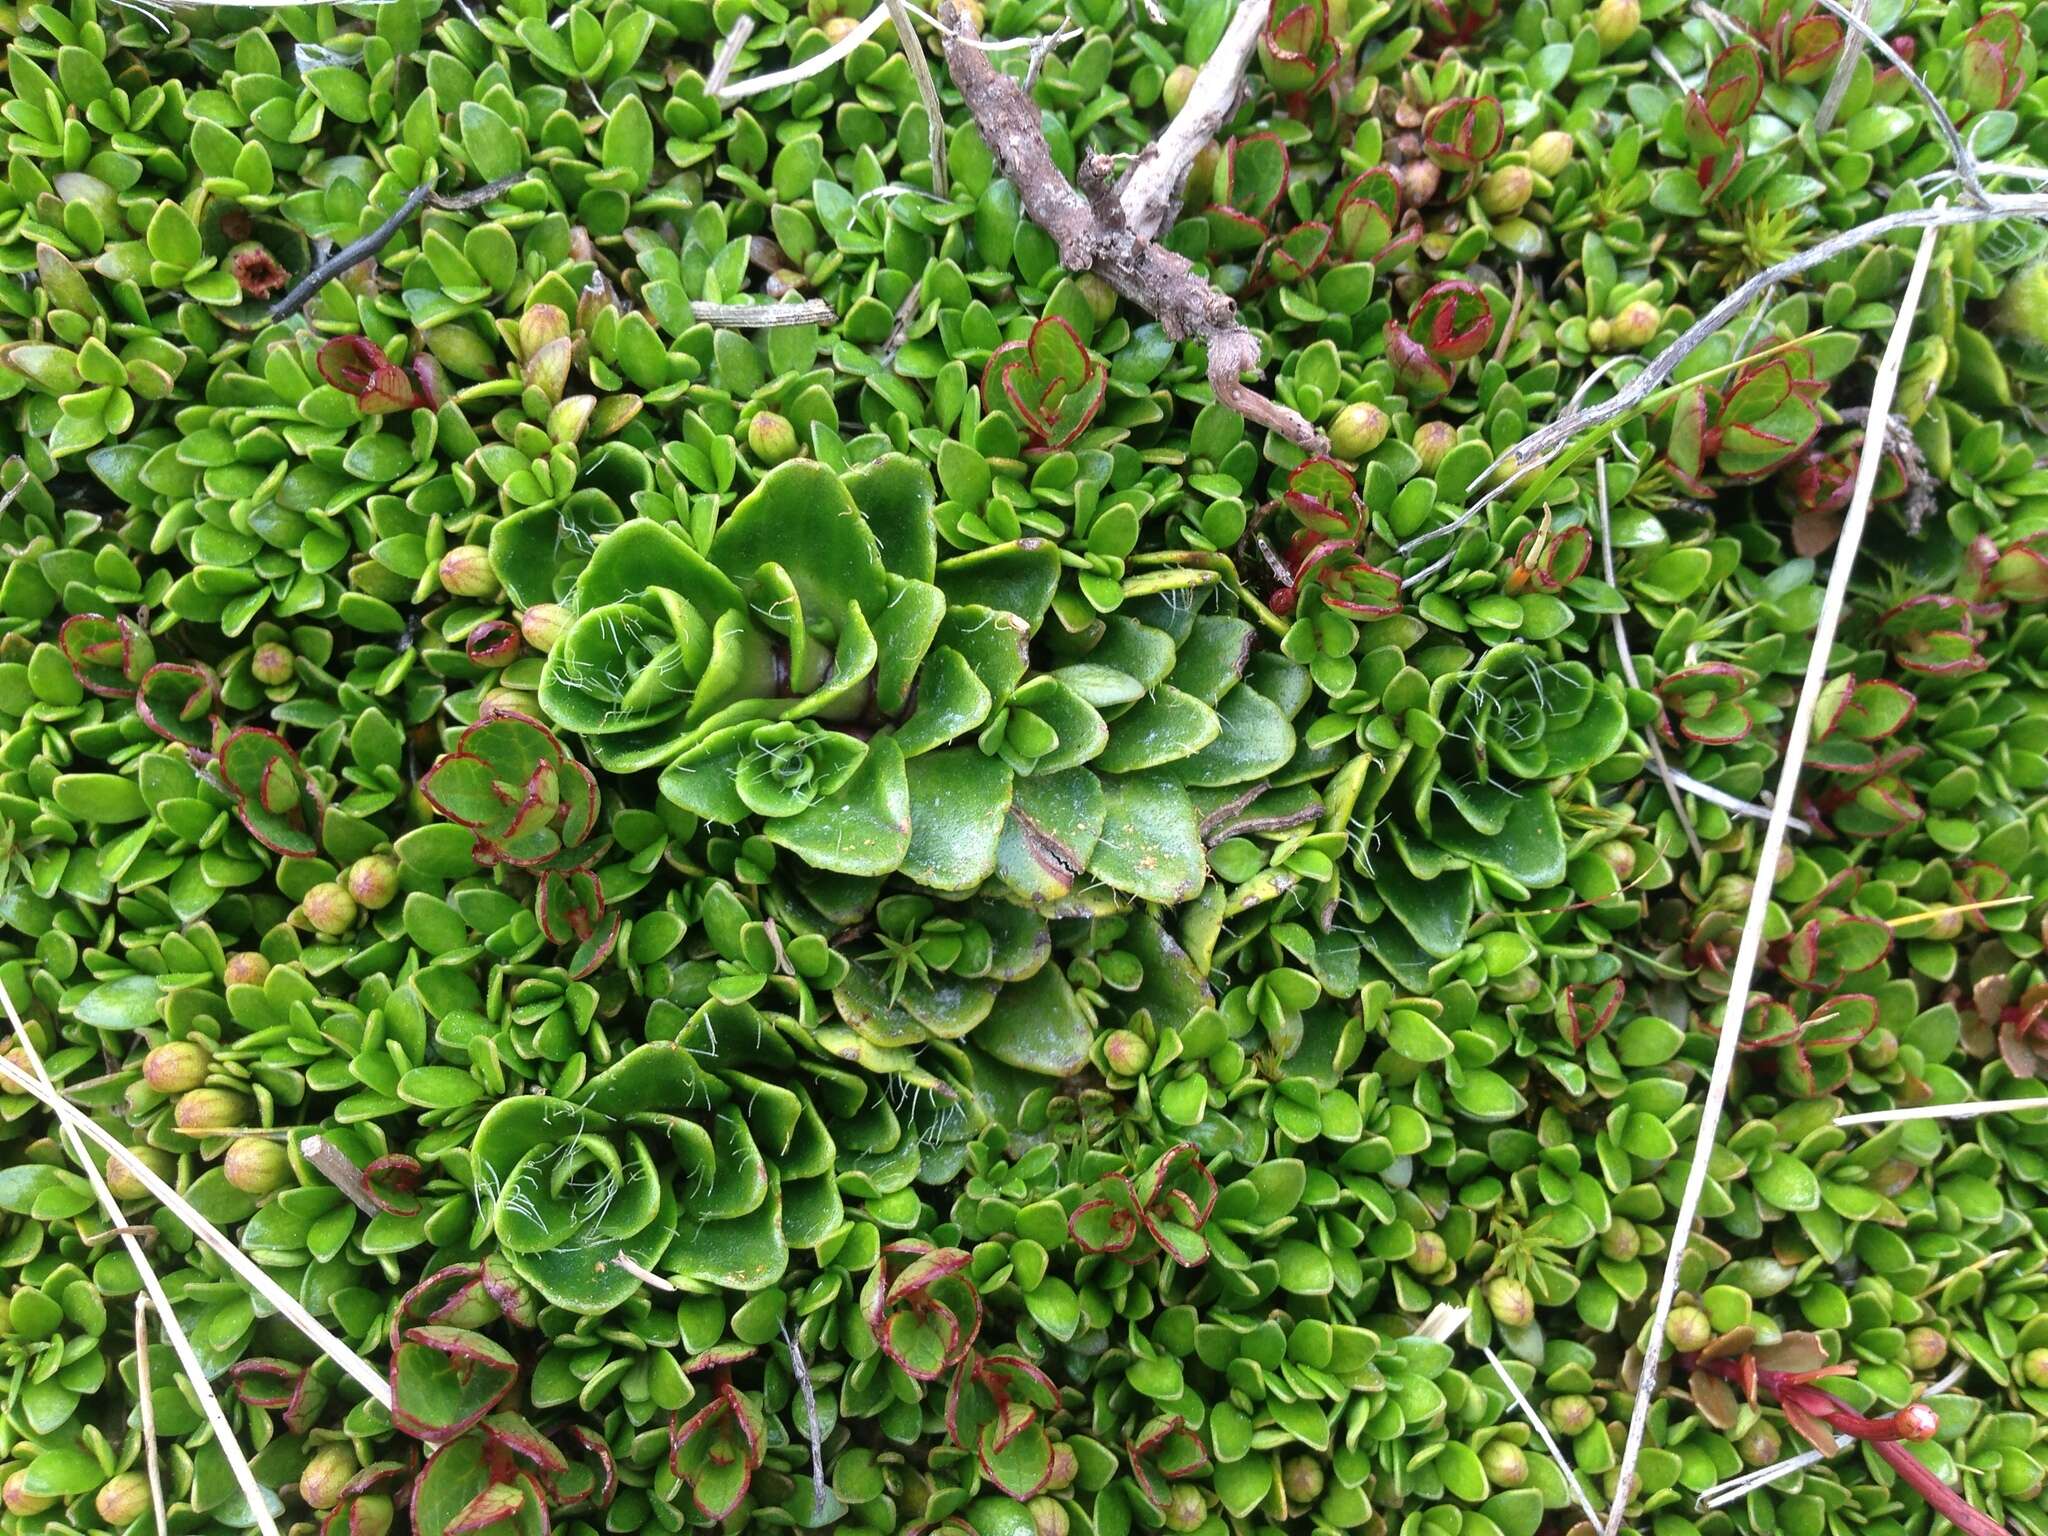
0;984;282;1536
1812;0;1869;136
783;1320;828;1519
1601;206;1949;1536
691;297;837;327
135;1297;170;1536
705;14;756;96
884;0;950;199
0;1049;392;1408
1406;195;2048;563
939;4;1325;452
1836;1095;2048;1128
1599;459;1706;864
716;5;890;100
1807;0;1985;205
299;1134;384;1217
1117;0;1271;239
1484;1346;1606;1531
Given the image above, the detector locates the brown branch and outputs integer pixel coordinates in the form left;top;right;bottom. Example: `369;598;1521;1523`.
938;5;1326;454
1117;0;1270;239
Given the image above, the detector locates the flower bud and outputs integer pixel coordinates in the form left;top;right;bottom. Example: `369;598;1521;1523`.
747;411;799;465
518;303;570;358
1399;158;1442;206
1028;1495;1069;1536
106;1145;174;1202
1591;0;1639;51
1485;1273;1534;1327
96;1471;152;1526
223;951;271;987
1611;300;1660;350
1892;1403;1940;1441
1588;317;1613;350
1547;1393;1594;1435
1412;421;1458;473
175;1087;252;1134
1599;1220;1640;1262
4;1471;56;1516
144;1040;211;1094
1598;840;1637;881
304;882;358;937
1282;1455;1324;1504
1045;1442;1079;1492
1163;63;1198;116
250;641;295;686
1527;131;1574;178
1102;1029;1152;1076
1480;1440;1527;1487
1406;1231;1449;1275
1477;166;1533;218
1904;1326;1948;1373
1162;1485;1206;1532
823;13;860;41
1078;274;1118;327
1738;1422;1781;1466
1331;401;1391;459
225;1136;291;1196
520;603;572;652
346;855;401;912
1994;261;2048;354
1666;1305;1713;1353
2023;1348;2048;1389
0;1045;34;1093
299;1447;359;1511
439;545;500;600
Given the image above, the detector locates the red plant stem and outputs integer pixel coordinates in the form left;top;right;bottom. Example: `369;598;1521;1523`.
1694;1357;2009;1536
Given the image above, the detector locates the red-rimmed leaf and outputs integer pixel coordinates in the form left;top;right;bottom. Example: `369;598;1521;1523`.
59;612;152;697
669;1382;766;1521
1421;96;1503;171
1409;280;1495;362
1329;168;1401;261
218;726;322;858
137;662;218;747
982;317;1108;452
319;336;421;414
389;1327;519;1441
1962;7;2033;112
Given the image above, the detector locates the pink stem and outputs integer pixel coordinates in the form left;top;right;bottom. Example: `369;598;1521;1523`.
1872;1439;2012;1536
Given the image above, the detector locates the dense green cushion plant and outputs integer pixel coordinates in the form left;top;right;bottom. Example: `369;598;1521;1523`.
6;0;2048;1533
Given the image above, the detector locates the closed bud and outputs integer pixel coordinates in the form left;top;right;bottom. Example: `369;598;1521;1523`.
226;1136;291;1195
1162;1485;1206;1532
4;1470;55;1516
1856;1026;1899;1069
1904;1326;1948;1372
1994;261;2048;353
1485;1273;1534;1327
523;336;573;404
1738;1421;1781;1466
1592;0;1639;51
1028;1495;1069;1536
748;411;799;465
1477;166;1533;217
1046;1443;1079;1492
521;604;572;652
1480;1440;1527;1487
1892;1403;1940;1441
106;1145;174;1202
439;544;500;599
346;855;401;912
1331;401;1391;459
304;882;358;936
1282;1455;1325;1504
299;1448;357;1512
1400;157;1442;205
518;303;570;358
1589;317;1613;350
1611;300;1661;349
1406;1231;1449;1275
1666;1305;1713;1353
1412;421;1459;473
96;1472;152;1526
1598;839;1637;880
1102;1029;1151;1075
144;1040;211;1094
2023;1348;2048;1389
823;14;860;41
1078;274;1118;326
1528;130;1574;178
223;951;271;987
175;1087;252;1134
1599;1219;1640;1262
250;641;295;686
1547;1393;1595;1435
1164;63;1198;115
